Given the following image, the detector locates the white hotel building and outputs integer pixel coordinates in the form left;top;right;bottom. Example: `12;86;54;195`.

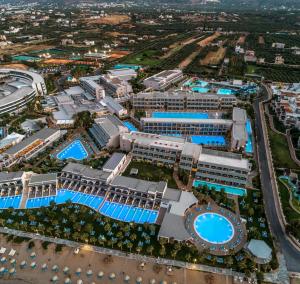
120;132;250;187
132;91;237;110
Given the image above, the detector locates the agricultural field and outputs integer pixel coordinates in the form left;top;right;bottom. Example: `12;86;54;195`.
200;47;226;66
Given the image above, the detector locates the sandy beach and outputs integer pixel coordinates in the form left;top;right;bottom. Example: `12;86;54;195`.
0;237;235;284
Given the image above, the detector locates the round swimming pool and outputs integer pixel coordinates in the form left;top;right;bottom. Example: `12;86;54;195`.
193;213;234;244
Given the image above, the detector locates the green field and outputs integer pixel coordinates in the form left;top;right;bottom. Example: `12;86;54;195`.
123;160;178;189
123;50;161;67
267;122;299;169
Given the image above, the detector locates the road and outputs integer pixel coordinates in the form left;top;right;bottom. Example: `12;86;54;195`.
254;84;300;273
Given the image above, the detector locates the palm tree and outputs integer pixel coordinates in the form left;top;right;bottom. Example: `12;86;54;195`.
171;250;177;259
131;233;137;242
127;242;133;253
117;241;123;250
146;245;154;256
159;246;166;257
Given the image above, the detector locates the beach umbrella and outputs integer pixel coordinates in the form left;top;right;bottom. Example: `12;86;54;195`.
0;257;6;263
52;265;59;272
41;263;47;271
9;268;15;275
30;262;37;269
109;272;116;279
77;280;83;284
136;276;143;283
86;269;93;276
76;267;82;275
10;258;16;265
51;275;59;282
20;260;27;268
97;271;104;278
124;274;130;282
149;280;156;284
160;281;167;284
64;278;71;284
63;266;70;274
30;252;36;258
0;267;5;275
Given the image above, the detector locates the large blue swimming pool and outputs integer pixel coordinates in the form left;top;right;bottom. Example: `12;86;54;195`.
25;189;158;224
0;195;22;209
191;135;226;146
245;120;253;154
193;180;247;196
194;213;234;244
57;140;88;161
217;88;236;95
152;112;209;119
123;121;138;132
191;87;210;93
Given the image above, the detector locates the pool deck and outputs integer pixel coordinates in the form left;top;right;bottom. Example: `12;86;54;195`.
185;203;247;256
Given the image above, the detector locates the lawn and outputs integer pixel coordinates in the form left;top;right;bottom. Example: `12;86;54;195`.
267;122;299;169
123;50;161;67
278;179;300;239
123;160;178;189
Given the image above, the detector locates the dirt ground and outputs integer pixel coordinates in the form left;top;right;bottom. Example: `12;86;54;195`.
197;32;220;47
0;64;29;70
0;238;235;284
200;47;227;65
110;50;131;59
237;35;246;45
86;14;131;25
258;36;265;44
178;49;200;68
0;44;54;56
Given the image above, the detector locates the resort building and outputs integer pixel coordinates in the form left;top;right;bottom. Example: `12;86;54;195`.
0;128;65;169
89;115;128;149
132;91;237;110
231;107;248;150
120;132;251;186
0;68;46;115
0;132;25;153
28;173;58;198
107;68;137;81
0;171;26;197
272;83;300;129
143;69;183;90
98;75;132;98
79;76;105;100
102;152;128;178
141;117;232;136
101;96;128;118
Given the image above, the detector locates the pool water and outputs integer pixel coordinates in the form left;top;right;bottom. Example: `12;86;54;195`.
152;112;209;119
217;88;236;95
123;121;138;132
194;213;234;244
113;64;141;70
193;180;247;196
25;189;158;224
191;135;226;146
57;140;88;161
245;120;253;154
0;195;22;209
191;87;210;93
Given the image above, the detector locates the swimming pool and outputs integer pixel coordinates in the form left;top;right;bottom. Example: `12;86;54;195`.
113;64;141;70
193;180;247;196
191;136;226;146
245;120;253;154
184;79;209;88
123;121;138;132
0;195;22;209
194;212;234;244
191;87;210;93
57;140;88;161
152;112;209;119
217;88;236;95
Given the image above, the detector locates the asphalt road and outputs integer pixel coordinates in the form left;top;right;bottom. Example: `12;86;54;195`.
254;85;300;272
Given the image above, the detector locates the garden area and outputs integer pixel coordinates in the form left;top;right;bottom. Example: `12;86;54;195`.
278;178;300;240
123;160;178;189
267;118;299;170
0;202;261;273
